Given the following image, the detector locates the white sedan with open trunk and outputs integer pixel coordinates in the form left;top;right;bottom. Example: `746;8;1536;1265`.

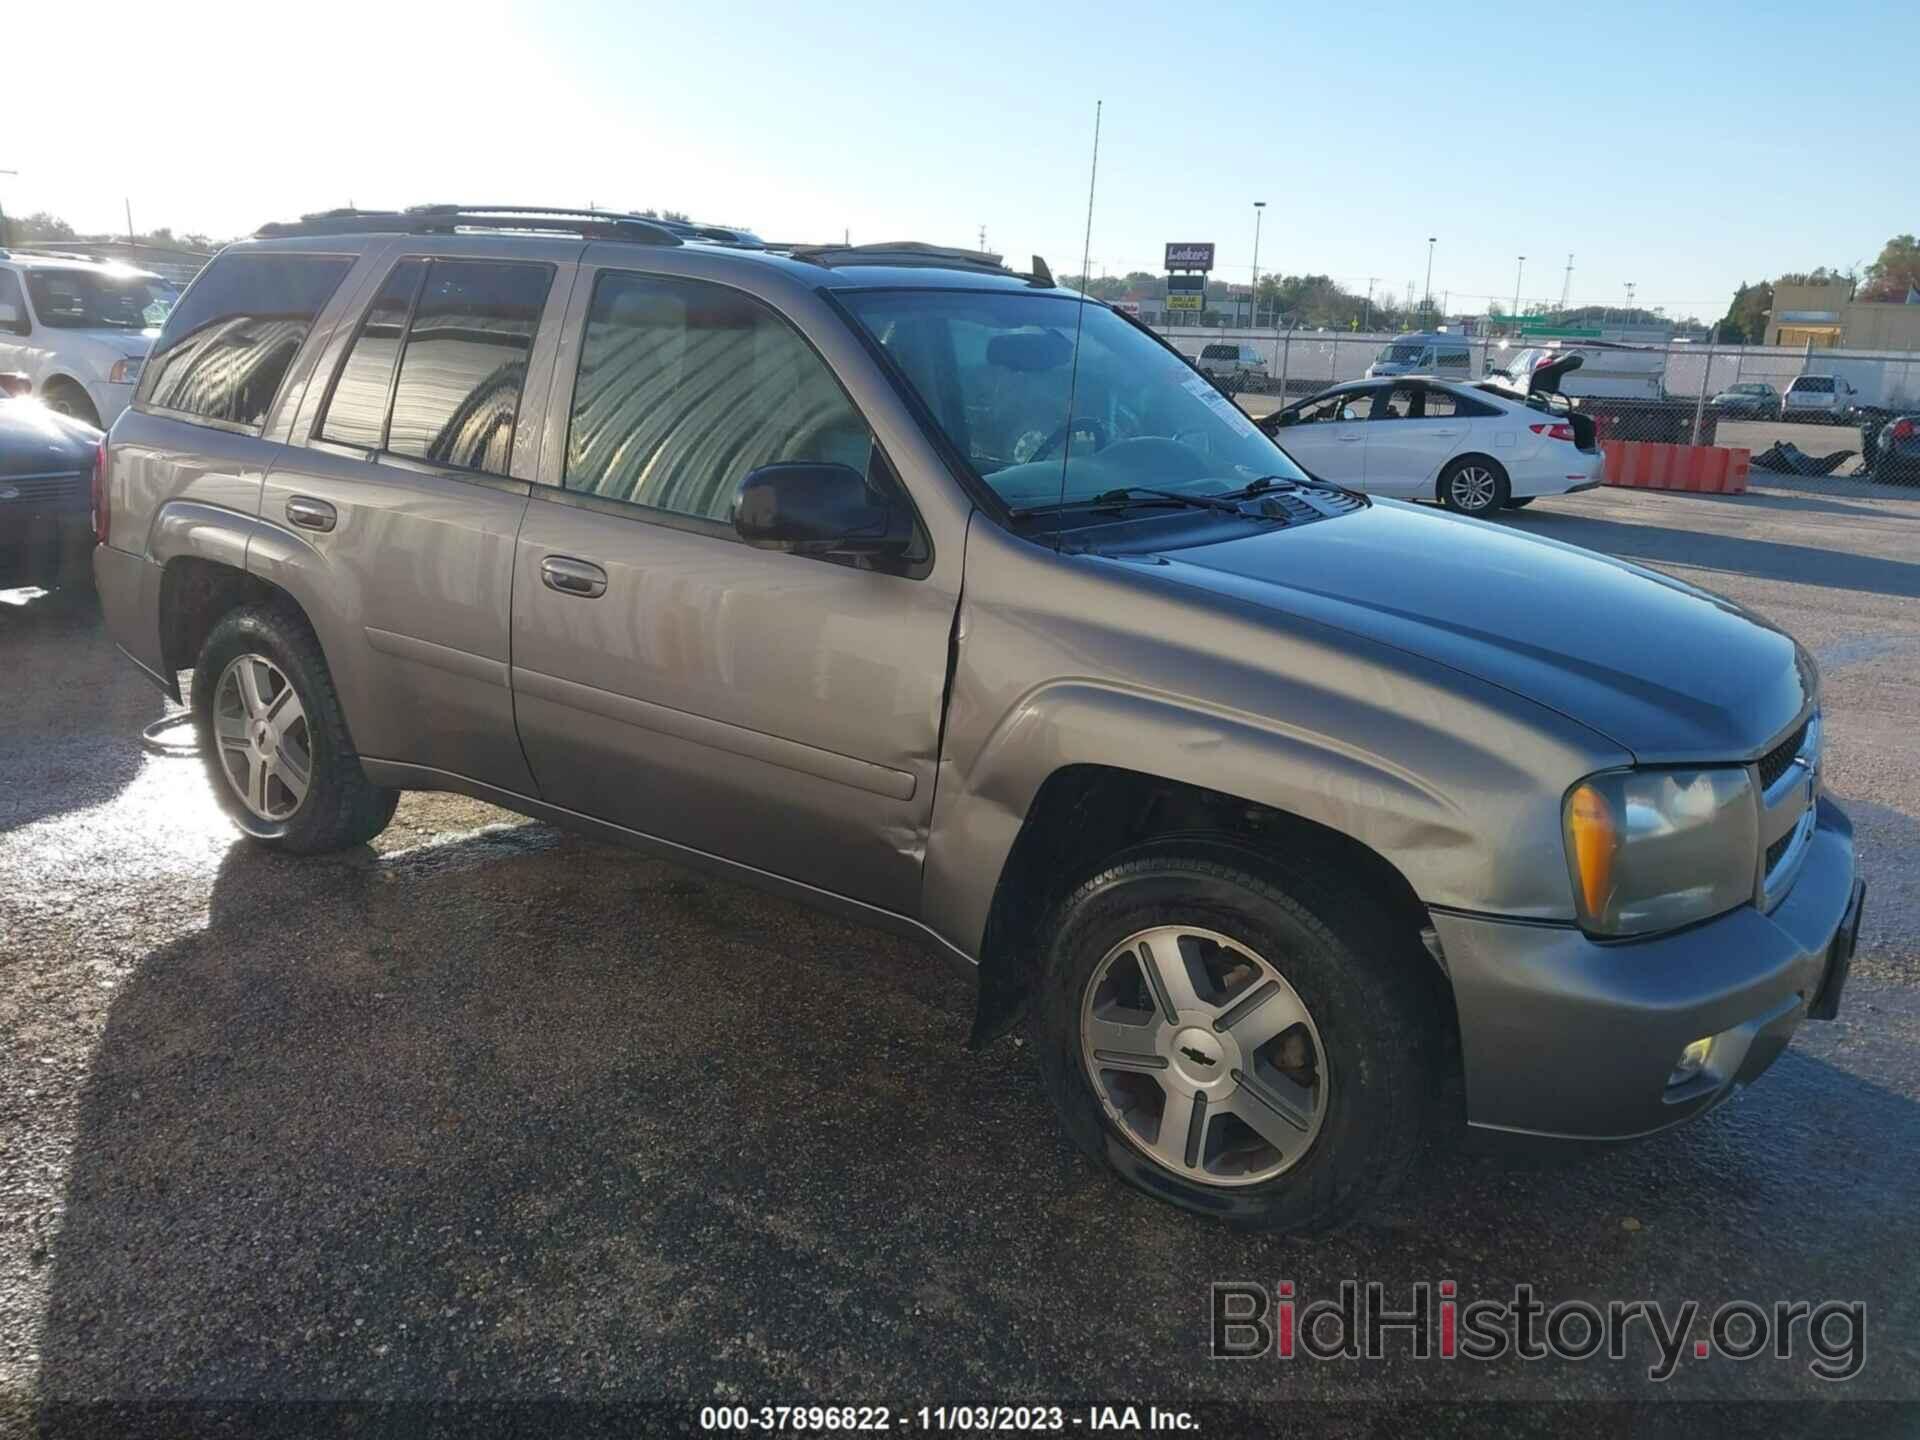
1256;357;1603;516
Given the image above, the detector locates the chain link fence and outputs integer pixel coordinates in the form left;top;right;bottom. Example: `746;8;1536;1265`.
1155;325;1920;498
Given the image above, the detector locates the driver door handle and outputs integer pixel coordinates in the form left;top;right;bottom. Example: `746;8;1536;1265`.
1336;433;1364;442
1432;428;1461;436
541;556;608;598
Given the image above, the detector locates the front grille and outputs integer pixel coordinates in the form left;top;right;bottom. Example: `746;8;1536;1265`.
0;471;88;506
1765;831;1795;872
1757;719;1811;790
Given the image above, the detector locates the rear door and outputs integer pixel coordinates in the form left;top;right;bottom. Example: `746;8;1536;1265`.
256;237;575;792
1361;382;1467;495
508;262;959;914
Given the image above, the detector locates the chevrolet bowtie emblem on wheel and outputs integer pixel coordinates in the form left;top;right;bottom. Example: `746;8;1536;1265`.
1180;1044;1218;1068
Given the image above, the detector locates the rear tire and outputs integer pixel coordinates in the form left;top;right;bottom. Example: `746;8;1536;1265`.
1031;841;1443;1233
192;604;399;853
1438;457;1510;517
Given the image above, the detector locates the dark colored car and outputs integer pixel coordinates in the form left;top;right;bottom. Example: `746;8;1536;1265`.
1867;414;1920;484
1710;382;1781;420
0;396;100;590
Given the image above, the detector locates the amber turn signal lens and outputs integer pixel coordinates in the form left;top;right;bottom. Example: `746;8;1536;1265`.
1566;782;1618;922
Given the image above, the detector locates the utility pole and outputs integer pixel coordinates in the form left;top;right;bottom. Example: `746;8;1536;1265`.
0;168;16;249
978;224;986;252
1560;253;1573;312
1422;236;1436;319
1249;200;1266;328
1364;277;1377;332
125;198;135;247
1512;255;1526;335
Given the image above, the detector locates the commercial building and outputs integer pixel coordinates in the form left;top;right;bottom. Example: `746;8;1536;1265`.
1767;281;1920;350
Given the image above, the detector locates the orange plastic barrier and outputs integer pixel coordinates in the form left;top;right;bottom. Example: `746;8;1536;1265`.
1602;441;1750;494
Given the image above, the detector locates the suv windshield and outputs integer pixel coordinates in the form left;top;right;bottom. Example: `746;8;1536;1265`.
24;269;178;331
841;290;1307;510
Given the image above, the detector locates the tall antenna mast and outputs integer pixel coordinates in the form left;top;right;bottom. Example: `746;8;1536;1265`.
1051;99;1103;547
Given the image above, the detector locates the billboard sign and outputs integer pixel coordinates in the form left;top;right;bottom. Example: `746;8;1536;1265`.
1165;292;1204;312
1166;272;1206;294
1164;243;1215;271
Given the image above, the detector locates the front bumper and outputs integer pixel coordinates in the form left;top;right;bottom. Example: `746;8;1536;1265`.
0;505;94;589
1436;796;1859;1140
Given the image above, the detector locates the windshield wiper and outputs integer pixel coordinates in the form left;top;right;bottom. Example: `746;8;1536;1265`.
1013;486;1252;518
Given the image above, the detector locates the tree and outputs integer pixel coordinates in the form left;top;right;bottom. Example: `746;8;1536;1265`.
1859;235;1920;303
1718;281;1772;343
10;211;77;243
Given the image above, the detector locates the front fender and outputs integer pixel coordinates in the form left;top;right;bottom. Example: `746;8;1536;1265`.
919;522;1628;962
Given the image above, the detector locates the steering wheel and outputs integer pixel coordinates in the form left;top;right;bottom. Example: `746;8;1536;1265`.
1027;416;1111;462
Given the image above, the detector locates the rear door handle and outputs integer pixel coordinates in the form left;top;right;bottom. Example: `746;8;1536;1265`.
1432;428;1461;436
286;496;337;532
541;555;608;598
1336;433;1364;442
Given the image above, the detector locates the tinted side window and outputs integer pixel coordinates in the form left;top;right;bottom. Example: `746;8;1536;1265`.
319;260;425;449
386;261;552;476
565;271;874;523
139;254;352;428
1438;349;1469;368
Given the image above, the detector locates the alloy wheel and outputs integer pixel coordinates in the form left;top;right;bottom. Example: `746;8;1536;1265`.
212;653;312;821
1080;925;1329;1187
1449;466;1498;512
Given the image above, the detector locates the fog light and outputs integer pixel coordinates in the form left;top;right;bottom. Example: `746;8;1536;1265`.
1667;1036;1714;1088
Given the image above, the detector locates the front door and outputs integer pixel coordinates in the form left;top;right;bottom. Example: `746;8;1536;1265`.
509;266;957;914
1271;385;1377;485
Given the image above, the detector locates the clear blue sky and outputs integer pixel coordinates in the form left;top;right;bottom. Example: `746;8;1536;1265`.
7;0;1907;320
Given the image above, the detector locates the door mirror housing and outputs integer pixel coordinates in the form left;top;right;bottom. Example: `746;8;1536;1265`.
733;462;910;558
0;302;27;335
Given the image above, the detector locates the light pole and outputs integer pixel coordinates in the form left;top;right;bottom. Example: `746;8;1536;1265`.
1512;255;1525;335
1249;201;1266;328
1422;236;1436;320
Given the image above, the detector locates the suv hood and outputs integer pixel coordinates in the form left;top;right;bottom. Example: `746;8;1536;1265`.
1149;501;1810;761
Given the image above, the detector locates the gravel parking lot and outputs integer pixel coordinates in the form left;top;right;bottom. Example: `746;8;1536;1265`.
3;483;1919;1434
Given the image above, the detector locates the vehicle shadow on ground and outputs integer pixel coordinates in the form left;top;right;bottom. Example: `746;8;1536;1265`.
1503;511;1920;599
0;587;167;833
33;828;1920;1417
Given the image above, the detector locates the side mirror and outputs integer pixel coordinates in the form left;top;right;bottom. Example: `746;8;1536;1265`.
0;303;25;335
733;462;909;557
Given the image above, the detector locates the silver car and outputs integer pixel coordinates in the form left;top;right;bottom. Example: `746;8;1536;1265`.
93;206;1864;1232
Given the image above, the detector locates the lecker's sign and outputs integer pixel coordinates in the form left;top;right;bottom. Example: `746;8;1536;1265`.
1165;243;1215;271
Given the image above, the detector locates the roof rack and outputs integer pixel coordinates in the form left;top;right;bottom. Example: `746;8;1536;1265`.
780;241;1009;272
254;204;689;245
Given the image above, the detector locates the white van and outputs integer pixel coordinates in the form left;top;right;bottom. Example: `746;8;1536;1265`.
1194;341;1271;389
1364;331;1474;379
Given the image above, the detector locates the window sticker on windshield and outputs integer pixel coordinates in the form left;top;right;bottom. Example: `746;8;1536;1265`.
1183;374;1260;439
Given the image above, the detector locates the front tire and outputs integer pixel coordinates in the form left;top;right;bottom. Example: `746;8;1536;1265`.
43;380;102;430
192;604;398;853
1032;843;1442;1232
1438;457;1510;517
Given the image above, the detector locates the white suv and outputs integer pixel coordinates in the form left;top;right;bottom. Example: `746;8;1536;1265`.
0;252;180;429
1781;373;1860;425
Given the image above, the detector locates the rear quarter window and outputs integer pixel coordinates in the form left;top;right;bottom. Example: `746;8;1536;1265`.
139;252;353;430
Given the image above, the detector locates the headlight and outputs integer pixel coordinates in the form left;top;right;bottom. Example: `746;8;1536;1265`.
1562;767;1757;937
109;357;143;385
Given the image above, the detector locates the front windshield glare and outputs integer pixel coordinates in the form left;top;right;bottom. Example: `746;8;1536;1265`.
24;271;178;331
841;290;1307;510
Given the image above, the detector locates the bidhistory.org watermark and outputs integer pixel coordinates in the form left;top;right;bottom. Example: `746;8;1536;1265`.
1210;1281;1866;1382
